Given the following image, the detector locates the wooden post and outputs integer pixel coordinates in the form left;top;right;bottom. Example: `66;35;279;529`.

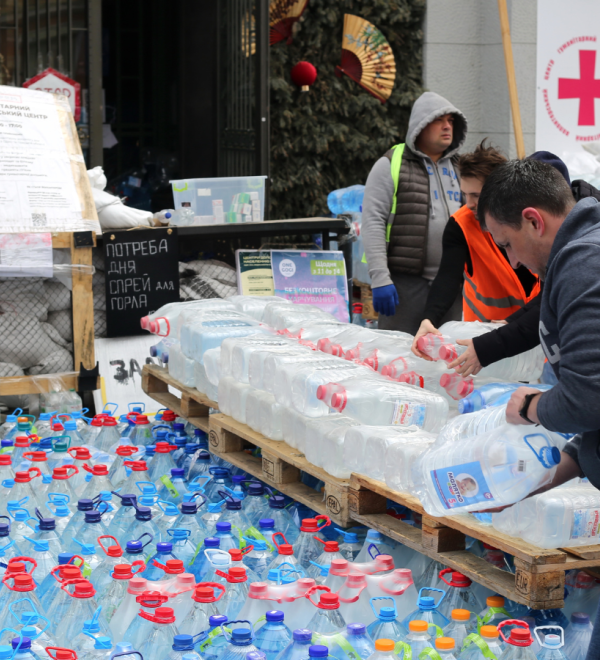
70;233;96;371
497;0;525;158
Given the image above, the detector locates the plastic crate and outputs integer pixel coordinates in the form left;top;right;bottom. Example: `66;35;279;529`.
171;175;267;225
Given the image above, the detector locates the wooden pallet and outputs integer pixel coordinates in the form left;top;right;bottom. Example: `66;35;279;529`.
142;364;217;433
350;472;600;609
208;413;386;527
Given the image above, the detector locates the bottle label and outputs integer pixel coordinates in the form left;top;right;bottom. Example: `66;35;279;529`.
571;508;600;539
431;460;494;510
392;401;426;428
160;475;179;498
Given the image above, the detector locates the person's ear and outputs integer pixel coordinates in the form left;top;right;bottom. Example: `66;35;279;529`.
522;207;545;236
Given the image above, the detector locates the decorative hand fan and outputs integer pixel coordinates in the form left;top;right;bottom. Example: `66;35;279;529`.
335;14;396;104
270;0;309;45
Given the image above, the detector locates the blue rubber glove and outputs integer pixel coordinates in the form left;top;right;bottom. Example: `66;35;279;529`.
372;284;399;317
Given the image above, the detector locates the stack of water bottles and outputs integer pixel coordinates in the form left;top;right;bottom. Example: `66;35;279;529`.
0;396;596;660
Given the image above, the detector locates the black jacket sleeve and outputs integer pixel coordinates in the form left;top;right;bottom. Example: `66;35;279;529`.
472;294;541;367
422;218;471;327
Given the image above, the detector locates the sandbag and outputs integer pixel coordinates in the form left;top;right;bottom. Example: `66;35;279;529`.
0;278;49;321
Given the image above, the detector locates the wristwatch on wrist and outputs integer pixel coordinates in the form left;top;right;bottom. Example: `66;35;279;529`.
519;393;539;424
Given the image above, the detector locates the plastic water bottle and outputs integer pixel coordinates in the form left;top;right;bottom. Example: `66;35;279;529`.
204;468;233;504
307;539;344;583
338;623;374;660
187;538;221;583
366;639;399;660
37;552;75;607
253;610;292;660
563;612;593;660
404;620;433;656
402;588;449;629
497;620;536;659
327;185;364;215
326;377;449;433
198;614;229;660
459;383;525;414
0;410;23;439
274;629;313;660
306;588;346;635
459;624;506;660
437;570;482;619
477;596;511;629
413;424;564;517
239;538;271;580
140;542;177;581
217;568;250;621
219;626;259;660
178;583;225;637
265;496;299;545
54;579;111;645
441;609;472;649
136;607;181;660
293;517;331;569
366;597;408;643
533;628;567;660
354;530;394;563
334;529;362;562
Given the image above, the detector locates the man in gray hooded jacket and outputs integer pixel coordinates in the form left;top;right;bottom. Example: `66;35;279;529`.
362;91;468;333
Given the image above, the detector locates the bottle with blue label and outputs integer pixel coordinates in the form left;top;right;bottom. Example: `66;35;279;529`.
220;624;259;660
253;610;292;660
201;615;229;660
402;587;449;629
413;425;563;517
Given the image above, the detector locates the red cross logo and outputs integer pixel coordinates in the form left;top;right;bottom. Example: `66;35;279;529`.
558;50;600;126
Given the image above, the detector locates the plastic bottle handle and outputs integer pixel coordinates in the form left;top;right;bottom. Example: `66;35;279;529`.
62;465;79;479
534;625;564;648
497;619;530;645
272;532;288;552
438;568;457;587
305;584;331;608
97;536;122;556
60;577;90;595
418;586;446;609
221;620;253;643
27;467;42;480
7;556;37;575
369;596;396;618
131;560;146;575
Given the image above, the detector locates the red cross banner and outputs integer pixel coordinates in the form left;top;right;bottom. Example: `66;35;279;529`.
536;1;600;153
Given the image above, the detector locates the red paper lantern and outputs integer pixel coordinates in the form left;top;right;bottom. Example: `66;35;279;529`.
290;61;317;92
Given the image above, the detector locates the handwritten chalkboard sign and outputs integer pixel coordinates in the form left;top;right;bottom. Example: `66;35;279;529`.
103;228;180;337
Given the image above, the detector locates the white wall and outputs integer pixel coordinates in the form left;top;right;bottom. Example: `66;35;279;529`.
423;0;537;158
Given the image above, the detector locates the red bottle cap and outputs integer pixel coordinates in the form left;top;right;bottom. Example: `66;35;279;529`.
14;437;30;448
0;455;11;466
165;559;184;574
319;593;339;609
13;574;34;591
71;447;92;460
135;415;150;425
278;544;293;556
161;410;177;422
103;417;117;426
154;607;175;623
73;581;95;598
193;586;215;602
229;549;242;561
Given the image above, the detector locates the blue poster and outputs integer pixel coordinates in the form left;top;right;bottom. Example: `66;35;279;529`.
431;460;495;510
271;250;350;323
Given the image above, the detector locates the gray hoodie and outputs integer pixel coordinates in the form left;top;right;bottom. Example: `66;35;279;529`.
535;197;600;488
362;92;468;287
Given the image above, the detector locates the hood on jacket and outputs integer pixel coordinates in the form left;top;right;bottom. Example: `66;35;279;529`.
548;196;600;271
405;91;467;159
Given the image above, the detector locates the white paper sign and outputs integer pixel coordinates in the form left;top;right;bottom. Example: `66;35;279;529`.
94;335;172;417
536;0;600;153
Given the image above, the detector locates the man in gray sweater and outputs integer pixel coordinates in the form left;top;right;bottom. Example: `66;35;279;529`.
362;91;468;333
479;161;600;657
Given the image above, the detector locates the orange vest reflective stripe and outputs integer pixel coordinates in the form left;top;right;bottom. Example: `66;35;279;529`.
453;205;541;322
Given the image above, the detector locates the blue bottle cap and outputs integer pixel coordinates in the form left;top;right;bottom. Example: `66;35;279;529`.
309;646;328;658
76;541;96;555
173;437;187;448
20;613;39;626
231;629;252;645
126;540;143;553
207;502;223;513
2;480;14;489
259;518;274;529
248;483;263;496
138;496;156;507
267;569;280;582
173;423;185;432
145;446;156;458
379;607;396;620
95;637;112;650
185;444;200;455
293;630;312;642
346;624;366;635
114;643;134;654
155;430;168;440
216;521;231;532
458;398;474;414
181;502;198;514
366;529;382;541
58;552;74;565
209;615;228;627
182;656;198;660
53;503;71;517
64;420;77;431
163;503;179;516
12;511;29;522
83;618;101;634
99;491;113;501
38;515;56;530
172;635;194;651
419;596;435;610
157;542;173;553
84;510;102;524
194;429;208;440
265;610;284;622
572;612;590;625
0;521;9;537
171;468;185;478
268;495;285;509
135;506;152;521
205;537;220;548
0;647;11;660
198;452;211;461
544;635;561;647
232;475;245;485
119;494;137;506
1;440;13;448
226;499;242;511
77;498;95;512
212;468;229;477
20;627;37;639
11;638;31;650
38;438;53;449
246;654;266;660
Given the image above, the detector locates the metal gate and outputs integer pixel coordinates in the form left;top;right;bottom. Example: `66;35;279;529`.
217;0;270;187
0;0;102;165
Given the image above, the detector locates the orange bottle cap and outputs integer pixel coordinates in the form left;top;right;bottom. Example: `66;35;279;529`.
435;638;455;650
451;609;471;621
480;625;500;638
486;596;505;607
374;640;395;652
408;620;428;632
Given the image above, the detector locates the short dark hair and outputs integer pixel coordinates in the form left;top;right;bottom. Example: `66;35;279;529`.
457;140;506;180
477;159;575;229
